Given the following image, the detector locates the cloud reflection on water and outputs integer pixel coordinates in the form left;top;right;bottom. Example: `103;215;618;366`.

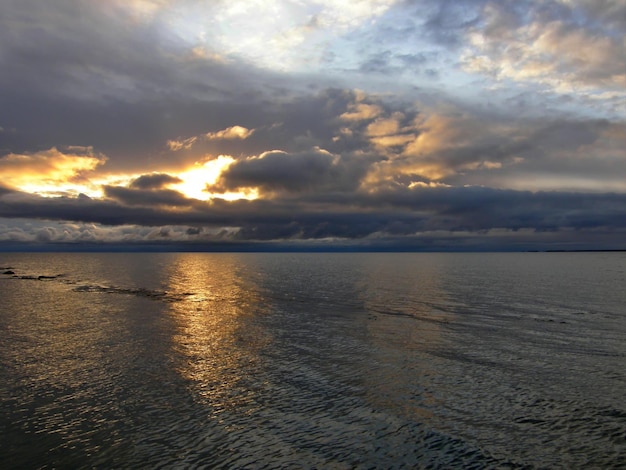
355;254;453;423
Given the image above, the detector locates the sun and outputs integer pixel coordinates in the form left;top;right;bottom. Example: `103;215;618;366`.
172;155;258;201
173;156;230;200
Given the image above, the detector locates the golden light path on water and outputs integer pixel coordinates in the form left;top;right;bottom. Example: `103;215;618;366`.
159;253;453;422
165;254;270;412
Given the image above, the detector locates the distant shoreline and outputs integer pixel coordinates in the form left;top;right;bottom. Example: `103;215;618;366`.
530;249;626;253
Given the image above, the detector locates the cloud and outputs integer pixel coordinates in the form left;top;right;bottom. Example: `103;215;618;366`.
205;125;255;141
0;0;289;173
198;90;626;195
0;147;106;195
103;185;192;207
1;185;625;248
0;1;624;250
365;112;417;150
167;137;198;151
563;0;626;32
2;81;622;201
129;173;183;190
418;0;484;47
340;102;383;122
198;0;397;70
461;1;626;95
341;0;624;116
0;185;14;196
354;105;626;191
0;217;226;244
213;147;368;195
167;126;255;152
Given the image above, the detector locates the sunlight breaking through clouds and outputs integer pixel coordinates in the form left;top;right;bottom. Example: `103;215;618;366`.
0;0;624;249
172;155;259;201
0;147;107;197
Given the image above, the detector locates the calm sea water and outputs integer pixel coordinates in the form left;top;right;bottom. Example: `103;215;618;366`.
0;252;624;469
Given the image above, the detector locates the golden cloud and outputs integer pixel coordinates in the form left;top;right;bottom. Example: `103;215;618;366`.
205;125;255;140
167;125;255;153
366;115;402;137
167;136;198;151
366;112;417;150
340;103;383;121
370;134;416;148
0;147;106;196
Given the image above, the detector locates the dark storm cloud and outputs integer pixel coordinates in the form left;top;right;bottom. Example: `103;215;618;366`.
214;148;371;194
363;186;626;232
0;185;15;196
391;109;625;190
2;185;626;244
129;174;183;190
0;0;297;171
103;186;191;208
169;88;364;159
0;2;392;174
178;87;423;167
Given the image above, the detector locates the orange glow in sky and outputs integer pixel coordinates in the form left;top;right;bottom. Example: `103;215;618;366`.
172;155;229;200
172;155;258;201
6;152;257;202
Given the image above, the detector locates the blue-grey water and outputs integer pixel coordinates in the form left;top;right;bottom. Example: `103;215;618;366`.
0;252;624;469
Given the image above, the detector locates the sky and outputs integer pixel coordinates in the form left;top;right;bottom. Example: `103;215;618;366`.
0;0;625;250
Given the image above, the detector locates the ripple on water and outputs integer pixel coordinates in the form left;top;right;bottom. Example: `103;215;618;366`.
1;253;625;469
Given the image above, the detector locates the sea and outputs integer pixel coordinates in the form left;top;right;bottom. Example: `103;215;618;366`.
0;252;624;469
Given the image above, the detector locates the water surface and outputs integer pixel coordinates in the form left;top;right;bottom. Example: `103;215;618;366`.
1;253;625;468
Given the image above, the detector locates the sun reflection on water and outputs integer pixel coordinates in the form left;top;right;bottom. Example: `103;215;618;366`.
164;254;270;413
